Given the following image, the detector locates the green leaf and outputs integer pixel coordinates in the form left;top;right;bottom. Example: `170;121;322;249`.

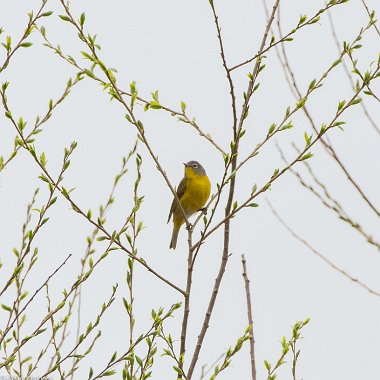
1;304;12;312
348;97;362;106
267;123;276;136
363;90;374;97
56;301;66;311
299;14;307;25
296;98;306;109
81;51;93;61
79;12;86;26
337;100;346;112
308;79;316;91
41;217;49;227
125;114;133;124
332;58;341;68
299;152;313;161
41;11;54;17
149;101;162;110
151;89;159;101
272;168;279;178
35;328;47;336
110;351;117;362
101;370;116;377
309;15;320;24
280;122;293;131
58;15;72;22
40;152;47;167
137;120;144;131
331;121;346;129
136;356;143;366
20;42;33;48
304;132;312;147
84;69;95;78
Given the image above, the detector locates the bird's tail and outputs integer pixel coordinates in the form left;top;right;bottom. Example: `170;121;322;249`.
170;224;180;250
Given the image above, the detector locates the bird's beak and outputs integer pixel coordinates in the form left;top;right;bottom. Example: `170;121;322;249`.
183;162;187;167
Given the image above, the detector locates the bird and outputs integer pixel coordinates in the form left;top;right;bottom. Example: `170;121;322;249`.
167;161;211;250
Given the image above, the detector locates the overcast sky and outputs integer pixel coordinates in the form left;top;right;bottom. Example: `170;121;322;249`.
1;0;380;379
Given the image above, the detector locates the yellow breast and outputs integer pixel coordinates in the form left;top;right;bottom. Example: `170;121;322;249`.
180;174;211;217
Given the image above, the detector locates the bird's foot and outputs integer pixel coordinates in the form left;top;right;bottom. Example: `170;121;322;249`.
199;207;208;215
186;223;193;231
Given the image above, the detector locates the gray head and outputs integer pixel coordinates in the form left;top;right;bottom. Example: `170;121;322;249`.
184;160;206;176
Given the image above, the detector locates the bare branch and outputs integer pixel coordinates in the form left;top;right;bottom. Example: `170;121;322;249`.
209;1;237;138
241;255;256;380
266;199;380;298
277;142;380;252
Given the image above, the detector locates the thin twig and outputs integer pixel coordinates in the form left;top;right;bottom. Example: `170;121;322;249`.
50;151;135;372
277;142;380;252
58;0;192;232
210;1;237;138
266;199;380;297
241;255;256;380
35;25;225;155
274;6;380;219
179;230;194;372
191;65;380;250
1;90;186;302
0;72;84;173
199;353;224;379
0;0;49;73
360;0;380;36
229;0;341;72
40;285;118;379
0;254;72;351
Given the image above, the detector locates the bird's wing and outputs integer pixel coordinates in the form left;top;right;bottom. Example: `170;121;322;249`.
167;177;187;223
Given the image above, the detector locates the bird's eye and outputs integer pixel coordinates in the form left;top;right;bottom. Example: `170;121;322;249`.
193;164;198;168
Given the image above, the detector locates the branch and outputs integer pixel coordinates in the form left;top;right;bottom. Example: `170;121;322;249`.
273;6;380;219
0;72;83;173
48;150;136;371
187;4;281;376
58;0;193;230
191;66;380;248
266;199;380;297
0;254;72;352
0;88;185;296
360;0;380;36
241;255;256;380
277;142;380;252
229;0;346;71
40;284;118;378
0;0;51;73
209;0;237;137
35;24;225;155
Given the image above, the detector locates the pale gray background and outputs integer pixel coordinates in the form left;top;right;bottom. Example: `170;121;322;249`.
1;0;380;379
